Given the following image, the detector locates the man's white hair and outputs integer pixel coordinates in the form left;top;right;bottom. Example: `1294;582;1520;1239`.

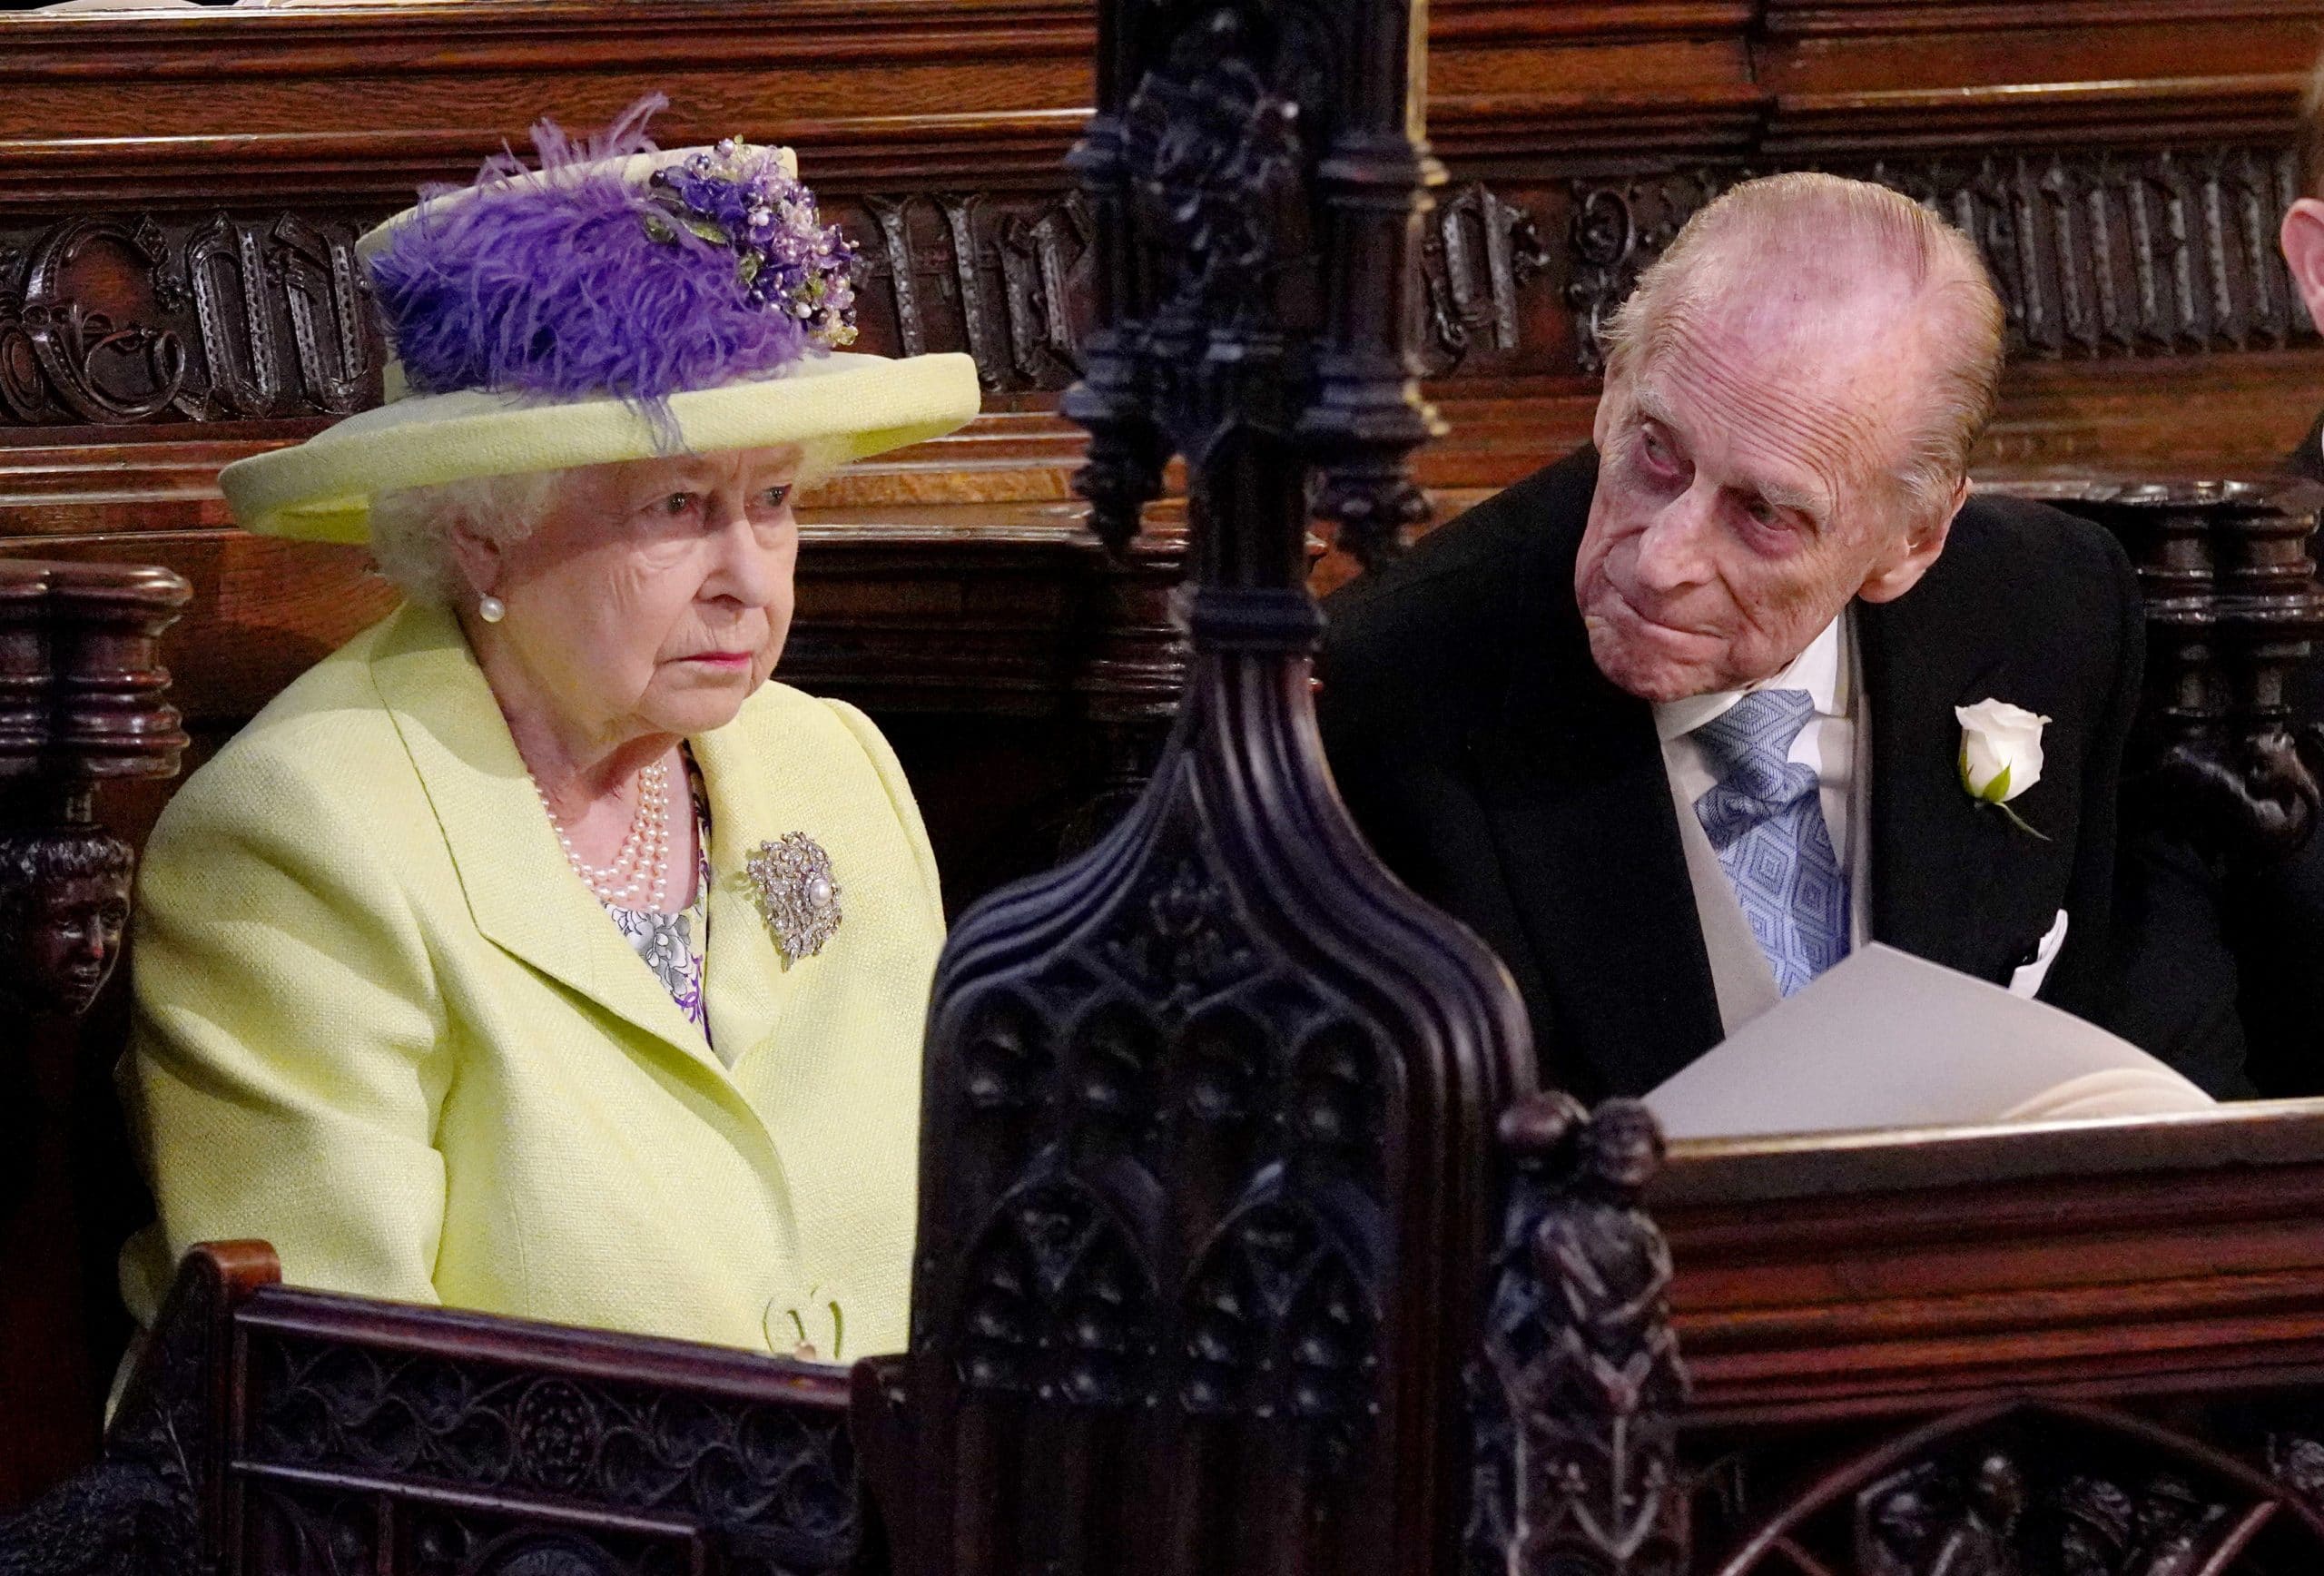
1600;171;2005;521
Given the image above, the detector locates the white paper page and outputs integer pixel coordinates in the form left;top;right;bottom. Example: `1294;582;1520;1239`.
1642;943;2214;1139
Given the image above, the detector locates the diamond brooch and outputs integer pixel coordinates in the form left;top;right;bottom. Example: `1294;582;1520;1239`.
745;832;842;967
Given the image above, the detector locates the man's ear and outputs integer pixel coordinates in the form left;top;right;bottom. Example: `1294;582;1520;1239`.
2283;197;2324;335
1857;476;1966;605
1591;370;1627;452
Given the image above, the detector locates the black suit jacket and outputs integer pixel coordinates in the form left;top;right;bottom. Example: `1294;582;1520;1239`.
2238;419;2324;1090
1316;446;2147;1101
2106;421;2324;1097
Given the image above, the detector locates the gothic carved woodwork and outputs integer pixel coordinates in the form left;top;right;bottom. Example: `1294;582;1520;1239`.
0;1245;867;1576
1419;183;1552;379
0;560;189;1017
847;179;1552;399
867;2;1534;1574
1688;1400;2324;1575
854;191;1097;392
1468;1095;1689;1576
0;177;1555;433
0;212;381;427
0;1242;264;1576
2042;481;2324;862
1567;148;2314;375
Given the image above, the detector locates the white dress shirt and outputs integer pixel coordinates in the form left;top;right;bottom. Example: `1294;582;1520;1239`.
1650;611;1873;1033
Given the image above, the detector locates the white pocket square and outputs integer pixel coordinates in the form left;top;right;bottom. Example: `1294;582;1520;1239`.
2007;909;2069;999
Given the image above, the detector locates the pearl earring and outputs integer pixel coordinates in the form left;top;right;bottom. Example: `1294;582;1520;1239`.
478;595;507;624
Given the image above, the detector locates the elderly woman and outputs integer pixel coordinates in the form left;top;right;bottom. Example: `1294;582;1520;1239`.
116;101;978;1361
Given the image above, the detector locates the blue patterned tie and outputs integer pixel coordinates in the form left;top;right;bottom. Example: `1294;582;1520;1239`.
1690;689;1850;997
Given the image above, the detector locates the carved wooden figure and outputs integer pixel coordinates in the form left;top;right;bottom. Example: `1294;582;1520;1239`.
859;4;1535;1576
0;561;188;1016
1468;1094;1689;1576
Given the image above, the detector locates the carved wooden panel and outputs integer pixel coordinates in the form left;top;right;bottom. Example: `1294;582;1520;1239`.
0;180;1560;429
0;1245;871;1576
2044;479;2324;861
1654;1111;2324;1576
1470;1096;1690;1576
1694;1400;2324;1575
233;1300;861;1576
0;211;382;428
1568;146;2314;374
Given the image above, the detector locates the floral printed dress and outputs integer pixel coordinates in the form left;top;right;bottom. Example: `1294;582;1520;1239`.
604;756;716;1041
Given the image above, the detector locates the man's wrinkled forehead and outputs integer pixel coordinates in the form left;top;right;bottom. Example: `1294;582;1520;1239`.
1629;286;1908;502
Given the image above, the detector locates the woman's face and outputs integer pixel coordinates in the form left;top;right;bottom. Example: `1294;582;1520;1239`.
462;444;804;750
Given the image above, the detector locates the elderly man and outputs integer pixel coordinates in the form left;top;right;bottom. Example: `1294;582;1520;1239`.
1318;172;2148;1101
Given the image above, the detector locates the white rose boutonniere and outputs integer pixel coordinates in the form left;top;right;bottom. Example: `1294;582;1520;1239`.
1956;699;2052;840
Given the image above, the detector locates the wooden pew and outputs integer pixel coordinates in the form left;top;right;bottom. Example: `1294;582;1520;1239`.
26;1242;865;1576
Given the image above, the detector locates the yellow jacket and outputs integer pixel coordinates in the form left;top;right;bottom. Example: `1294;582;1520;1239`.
118;601;940;1360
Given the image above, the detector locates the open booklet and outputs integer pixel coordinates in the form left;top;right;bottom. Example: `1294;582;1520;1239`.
1642;942;2216;1140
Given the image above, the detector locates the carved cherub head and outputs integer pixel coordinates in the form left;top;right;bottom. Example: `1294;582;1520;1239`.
0;828;134;1017
1497;1092;1669;1204
1581;1098;1667;1200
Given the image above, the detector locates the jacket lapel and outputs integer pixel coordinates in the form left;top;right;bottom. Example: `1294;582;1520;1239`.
1858;589;2024;981
1468;519;1726;1099
688;720;806;1075
366;602;732;1079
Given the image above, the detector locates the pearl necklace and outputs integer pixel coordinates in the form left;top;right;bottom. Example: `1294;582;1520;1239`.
535;758;674;909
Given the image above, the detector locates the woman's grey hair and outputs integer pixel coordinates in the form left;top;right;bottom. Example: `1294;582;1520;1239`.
369;470;564;606
367;438;847;606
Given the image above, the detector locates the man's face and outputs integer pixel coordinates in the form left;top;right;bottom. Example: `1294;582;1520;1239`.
1574;295;1951;702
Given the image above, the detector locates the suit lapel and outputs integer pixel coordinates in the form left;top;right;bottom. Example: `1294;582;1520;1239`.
367;602;732;1079
689;720;805;1078
1858;588;2023;981
1468;517;1725;1098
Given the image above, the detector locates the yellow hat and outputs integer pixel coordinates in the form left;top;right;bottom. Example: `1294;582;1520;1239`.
219;104;980;542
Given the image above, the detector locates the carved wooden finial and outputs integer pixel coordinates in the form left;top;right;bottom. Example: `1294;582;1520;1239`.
871;5;1534;1574
1470;1095;1690;1576
2060;481;2324;863
0;560;190;1017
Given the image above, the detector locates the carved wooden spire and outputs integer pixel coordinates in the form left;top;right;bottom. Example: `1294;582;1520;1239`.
861;5;1534;1574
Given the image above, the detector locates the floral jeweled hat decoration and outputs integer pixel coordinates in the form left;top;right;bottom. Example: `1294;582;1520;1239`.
369;94;857;435
215;96;980;544
645;137;859;349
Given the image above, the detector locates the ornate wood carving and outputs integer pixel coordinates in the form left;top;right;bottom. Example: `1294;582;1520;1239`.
1650;1111;2324;1576
231;1302;862;1576
1419;183;1553;379
867;3;1533;1574
1696;1401;2324;1575
854;191;1095;392
0;1242;269;1576
0;560;188;1016
1568;147;2313;374
2043;480;2324;861
0;212;380;427
0;1244;867;1576
1469;1095;1689;1576
0;181;1554;425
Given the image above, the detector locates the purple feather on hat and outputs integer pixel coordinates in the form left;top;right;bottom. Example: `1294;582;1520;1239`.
368;94;858;444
